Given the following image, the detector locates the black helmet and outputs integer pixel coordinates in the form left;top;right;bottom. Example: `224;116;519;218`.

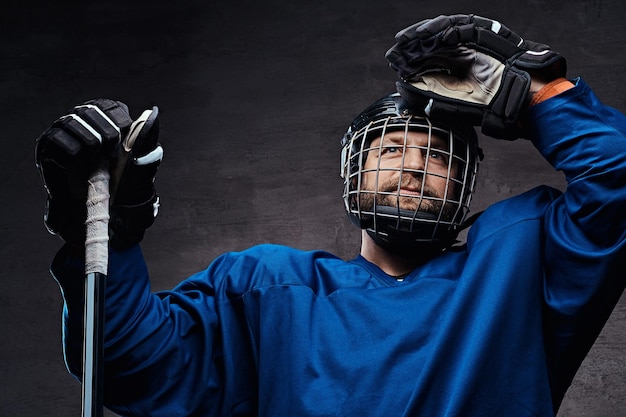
340;93;482;254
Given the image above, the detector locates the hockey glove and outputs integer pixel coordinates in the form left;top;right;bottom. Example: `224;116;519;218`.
385;14;566;139
35;99;163;249
109;106;163;248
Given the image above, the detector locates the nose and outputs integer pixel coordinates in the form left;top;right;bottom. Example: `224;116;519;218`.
402;145;425;172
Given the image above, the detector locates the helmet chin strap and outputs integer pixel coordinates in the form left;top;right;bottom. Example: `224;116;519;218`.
372;205;439;231
366;205;457;259
366;206;485;260
366;229;448;260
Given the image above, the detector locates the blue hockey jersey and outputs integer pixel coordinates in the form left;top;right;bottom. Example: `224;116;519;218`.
51;78;626;416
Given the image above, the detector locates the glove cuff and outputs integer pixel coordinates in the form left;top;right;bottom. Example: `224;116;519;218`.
109;193;159;249
529;78;574;106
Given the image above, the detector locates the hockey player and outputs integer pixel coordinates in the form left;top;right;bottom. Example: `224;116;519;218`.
36;14;626;417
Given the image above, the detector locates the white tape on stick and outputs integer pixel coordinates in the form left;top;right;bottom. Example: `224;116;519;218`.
85;168;110;276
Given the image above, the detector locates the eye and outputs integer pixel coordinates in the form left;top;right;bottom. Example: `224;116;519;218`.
380;146;401;156
429;150;442;159
426;149;449;164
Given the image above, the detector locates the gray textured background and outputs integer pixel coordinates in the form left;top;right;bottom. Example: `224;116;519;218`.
1;0;625;416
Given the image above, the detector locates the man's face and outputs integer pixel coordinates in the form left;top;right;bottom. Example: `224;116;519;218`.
359;129;459;220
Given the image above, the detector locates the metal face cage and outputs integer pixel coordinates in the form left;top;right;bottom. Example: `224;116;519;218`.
341;113;480;249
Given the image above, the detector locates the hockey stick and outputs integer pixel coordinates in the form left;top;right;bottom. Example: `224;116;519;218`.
82;165;110;417
78;103;159;416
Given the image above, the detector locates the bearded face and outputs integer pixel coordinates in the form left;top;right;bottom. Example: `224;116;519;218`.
341;108;480;250
357;129;460;223
358;174;460;222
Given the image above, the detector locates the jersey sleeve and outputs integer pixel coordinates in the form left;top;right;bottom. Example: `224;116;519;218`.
50;243;257;416
527;77;626;400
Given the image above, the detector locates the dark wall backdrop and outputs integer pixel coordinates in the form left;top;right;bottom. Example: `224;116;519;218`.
1;1;625;416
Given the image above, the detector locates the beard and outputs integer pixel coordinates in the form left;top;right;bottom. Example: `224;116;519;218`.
358;174;459;222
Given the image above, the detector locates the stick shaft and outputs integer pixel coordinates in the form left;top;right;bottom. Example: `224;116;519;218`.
83;167;110;417
82;272;106;417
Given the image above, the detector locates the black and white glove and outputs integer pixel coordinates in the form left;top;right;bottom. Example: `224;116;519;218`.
109;105;162;248
35;98;163;249
385;14;567;139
